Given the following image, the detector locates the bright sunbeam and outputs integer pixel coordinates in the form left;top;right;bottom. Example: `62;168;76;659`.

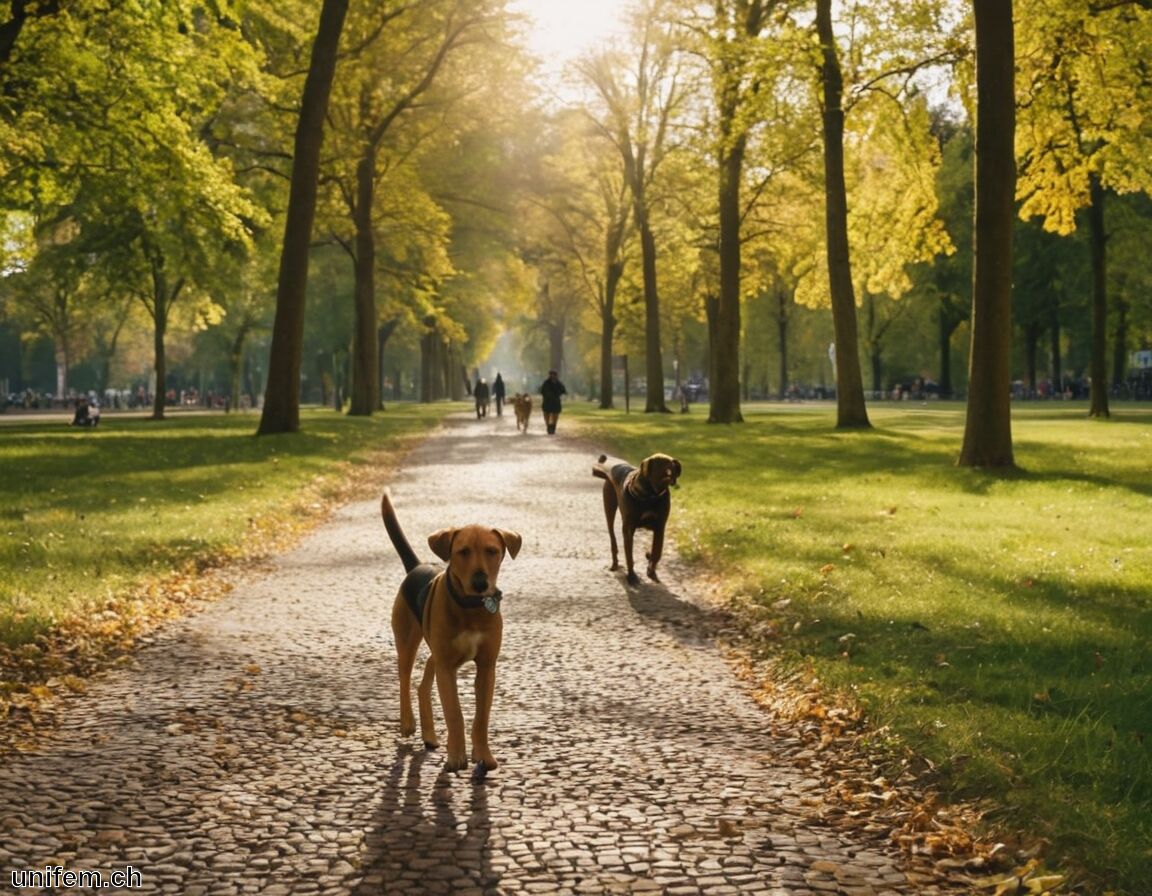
508;0;630;67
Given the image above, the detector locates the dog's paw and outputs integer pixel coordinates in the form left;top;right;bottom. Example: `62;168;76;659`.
625;571;641;586
444;751;469;773
646;566;661;582
423;739;439;752
472;750;498;770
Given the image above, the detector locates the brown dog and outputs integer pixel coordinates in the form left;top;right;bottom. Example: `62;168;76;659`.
382;490;521;776
592;453;682;586
512;393;532;432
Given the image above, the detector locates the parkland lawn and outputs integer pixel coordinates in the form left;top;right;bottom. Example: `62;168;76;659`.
1;400;1148;894
573;401;1149;896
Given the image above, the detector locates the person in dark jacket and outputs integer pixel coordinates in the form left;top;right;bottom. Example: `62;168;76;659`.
539;370;566;434
474;378;490;418
492;372;506;417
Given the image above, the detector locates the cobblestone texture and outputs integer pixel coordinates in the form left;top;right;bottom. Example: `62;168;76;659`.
0;414;973;894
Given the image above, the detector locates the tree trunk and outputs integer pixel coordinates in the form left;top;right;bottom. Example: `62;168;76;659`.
1087;174;1110;418
151;304;167;421
1049;308;1062;394
959;0;1015;467
228;323;251;412
420;322;436;402
776;286;789;401
1023;321;1039;396
348;149;379;416
258;0;349;435
146;267;183;422
598;261;622;409
1111;297;1128;391
938;297;965;399
637;217;668;413
548;319;565;375
709;137;745;422
377;318;399;410
815;0;870;429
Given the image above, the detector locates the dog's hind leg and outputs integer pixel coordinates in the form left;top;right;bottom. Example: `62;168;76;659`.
602;481;620;571
391;599;421;737
416;655;440;750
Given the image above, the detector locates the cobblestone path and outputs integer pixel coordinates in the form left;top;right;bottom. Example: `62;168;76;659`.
0;414;972;895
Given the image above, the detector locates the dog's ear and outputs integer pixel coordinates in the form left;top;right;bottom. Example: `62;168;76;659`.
428;528;455;562
495;529;522;560
670;459;682;484
639;456;651;479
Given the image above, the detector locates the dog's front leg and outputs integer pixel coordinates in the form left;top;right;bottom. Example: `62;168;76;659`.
646;527;665;582
471;659;499;770
416;656;439;750
435;662;468;771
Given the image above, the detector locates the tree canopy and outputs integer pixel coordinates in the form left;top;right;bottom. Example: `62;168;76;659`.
2;0;1151;455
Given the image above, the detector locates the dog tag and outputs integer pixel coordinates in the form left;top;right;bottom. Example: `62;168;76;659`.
483;595;500;614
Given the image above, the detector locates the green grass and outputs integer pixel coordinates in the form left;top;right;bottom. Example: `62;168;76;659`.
570;400;1151;896
0;406;446;649
2;399;1148;891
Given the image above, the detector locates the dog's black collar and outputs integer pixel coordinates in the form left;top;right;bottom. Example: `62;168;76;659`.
626;470;666;502
445;572;503;614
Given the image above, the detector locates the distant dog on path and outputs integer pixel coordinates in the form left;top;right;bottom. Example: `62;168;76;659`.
512;394;532;433
382;490;521;776
592;453;682;586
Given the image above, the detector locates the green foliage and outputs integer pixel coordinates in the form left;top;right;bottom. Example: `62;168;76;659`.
1016;0;1152;234
573;403;1152;895
0;406;445;647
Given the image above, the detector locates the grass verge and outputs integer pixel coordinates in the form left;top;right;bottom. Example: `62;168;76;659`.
571;400;1150;896
0;405;446;726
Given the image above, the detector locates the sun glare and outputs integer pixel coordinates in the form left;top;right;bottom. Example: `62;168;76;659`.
509;0;630;67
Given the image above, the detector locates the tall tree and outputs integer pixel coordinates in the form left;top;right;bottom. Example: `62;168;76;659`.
814;0;871;428
258;0;349;435
326;0;496;417
700;0;778;424
959;0;1016;467
522;109;632;409
1;2;268;418
1015;0;1152;418
579;8;684;413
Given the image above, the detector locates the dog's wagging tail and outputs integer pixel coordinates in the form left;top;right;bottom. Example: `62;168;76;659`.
381;490;421;573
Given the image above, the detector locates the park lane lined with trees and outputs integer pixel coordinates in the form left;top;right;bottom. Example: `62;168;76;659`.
2;3;1152;892
2;1;1152;460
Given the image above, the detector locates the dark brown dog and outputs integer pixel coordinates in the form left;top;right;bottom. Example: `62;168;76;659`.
512;393;532;432
382;490;521;775
592;453;682;586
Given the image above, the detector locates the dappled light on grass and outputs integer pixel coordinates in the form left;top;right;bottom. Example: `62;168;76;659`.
571;402;1151;894
0;406;447;747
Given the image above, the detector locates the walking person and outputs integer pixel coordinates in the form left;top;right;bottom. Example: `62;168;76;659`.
474;377;490;418
492;372;506;417
539;369;566;435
